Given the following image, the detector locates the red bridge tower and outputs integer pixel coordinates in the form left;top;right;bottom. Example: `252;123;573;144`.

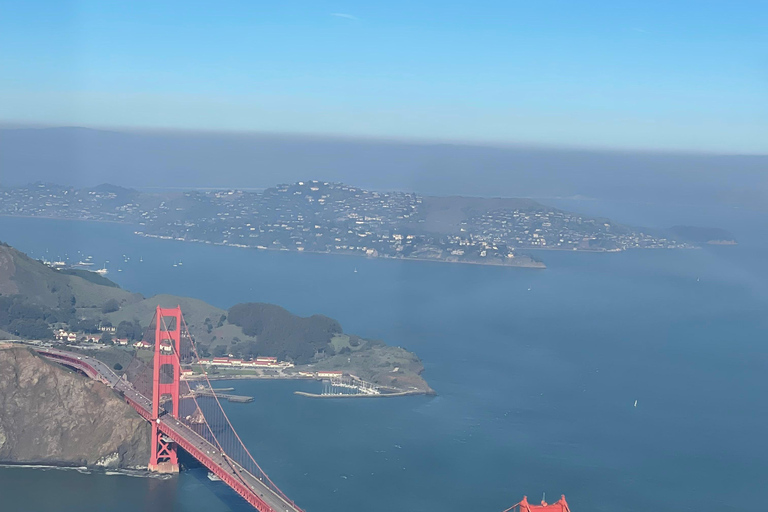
505;495;571;512
149;305;182;473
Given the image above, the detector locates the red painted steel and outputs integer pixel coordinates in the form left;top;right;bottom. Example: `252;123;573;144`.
159;423;277;512
38;351;101;380
503;495;571;512
149;306;182;472
120;393;282;512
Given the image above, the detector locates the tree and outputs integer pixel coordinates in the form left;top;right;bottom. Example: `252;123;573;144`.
113;362;123;371
101;299;120;314
72;318;99;334
116;320;142;340
100;332;113;344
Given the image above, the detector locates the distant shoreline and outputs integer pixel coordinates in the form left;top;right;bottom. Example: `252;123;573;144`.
0;213;545;269
0;213;688;259
0;213;717;270
0;214;125;225
134;231;548;269
186;372;436;396
294;389;429;399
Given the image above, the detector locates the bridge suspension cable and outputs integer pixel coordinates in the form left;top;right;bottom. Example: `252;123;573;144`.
127;308;303;511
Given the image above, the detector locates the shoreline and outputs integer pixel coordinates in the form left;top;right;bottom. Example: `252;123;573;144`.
1;213;712;268
294;389;430;399
0;213;545;269
135;231;547;269
0;463;167;479
0;213;126;225
186;373;435;396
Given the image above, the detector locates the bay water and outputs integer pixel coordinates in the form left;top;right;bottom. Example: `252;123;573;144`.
0;200;766;512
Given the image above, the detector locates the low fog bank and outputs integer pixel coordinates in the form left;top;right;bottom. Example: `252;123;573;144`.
1;126;766;210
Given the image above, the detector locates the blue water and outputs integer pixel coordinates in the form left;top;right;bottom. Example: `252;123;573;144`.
0;200;766;512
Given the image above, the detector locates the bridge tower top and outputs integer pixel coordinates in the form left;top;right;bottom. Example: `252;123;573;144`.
506;495;571;512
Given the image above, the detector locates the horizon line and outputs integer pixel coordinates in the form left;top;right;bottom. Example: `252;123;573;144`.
1;121;766;158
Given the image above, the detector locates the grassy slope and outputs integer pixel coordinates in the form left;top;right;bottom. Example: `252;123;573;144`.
1;244;138;309
103;294;238;345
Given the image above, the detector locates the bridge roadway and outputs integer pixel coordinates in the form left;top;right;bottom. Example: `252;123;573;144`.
34;347;303;512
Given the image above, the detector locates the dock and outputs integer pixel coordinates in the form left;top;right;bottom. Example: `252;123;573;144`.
192;389;254;403
294;390;425;399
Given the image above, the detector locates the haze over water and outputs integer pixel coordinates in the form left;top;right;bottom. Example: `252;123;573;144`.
0;198;766;512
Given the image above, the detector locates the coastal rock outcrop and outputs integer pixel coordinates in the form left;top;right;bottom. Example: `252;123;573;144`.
0;347;150;468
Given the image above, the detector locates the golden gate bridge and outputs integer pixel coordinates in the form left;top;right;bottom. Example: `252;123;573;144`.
34;304;573;512
39;305;303;512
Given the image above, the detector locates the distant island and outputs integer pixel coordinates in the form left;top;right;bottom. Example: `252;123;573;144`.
0;242;433;394
0;181;705;269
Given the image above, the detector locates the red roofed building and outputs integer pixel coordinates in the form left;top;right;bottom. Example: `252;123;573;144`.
504;496;571;512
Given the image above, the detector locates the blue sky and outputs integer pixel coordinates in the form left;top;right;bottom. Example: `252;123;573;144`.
1;0;766;153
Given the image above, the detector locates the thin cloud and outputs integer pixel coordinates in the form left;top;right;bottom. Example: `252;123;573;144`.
331;13;359;21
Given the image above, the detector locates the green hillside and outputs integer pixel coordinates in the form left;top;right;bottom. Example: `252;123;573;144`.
0;242;137;309
0;242;139;338
228;303;342;363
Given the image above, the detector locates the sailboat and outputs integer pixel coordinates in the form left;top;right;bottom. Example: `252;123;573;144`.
353;267;358;273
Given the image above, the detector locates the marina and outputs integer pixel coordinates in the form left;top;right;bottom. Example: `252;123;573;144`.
294;375;421;399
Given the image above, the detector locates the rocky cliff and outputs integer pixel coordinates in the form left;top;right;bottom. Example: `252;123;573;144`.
0;347;150;468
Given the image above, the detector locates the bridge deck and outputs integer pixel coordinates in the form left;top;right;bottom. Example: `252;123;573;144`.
36;347;302;512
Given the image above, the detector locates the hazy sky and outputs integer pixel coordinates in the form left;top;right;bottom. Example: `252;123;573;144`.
1;1;766;153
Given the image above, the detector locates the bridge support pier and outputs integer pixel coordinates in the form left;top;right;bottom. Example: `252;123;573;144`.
148;305;182;474
149;420;179;473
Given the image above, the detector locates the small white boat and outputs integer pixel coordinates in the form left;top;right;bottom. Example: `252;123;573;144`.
634;400;638;408
207;472;221;481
